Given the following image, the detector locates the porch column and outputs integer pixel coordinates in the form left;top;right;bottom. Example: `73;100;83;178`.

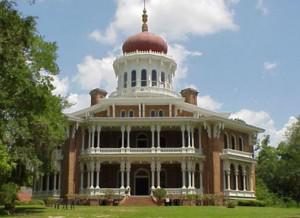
235;167;239;191
121;126;125;148
91;126;95;148
181;126;185;148
187;126;191;148
97;126;101;148
120;161;125;189
243;166;246;191
191;162;195;188
90;161;95;189
138;104;141;117
151;160;155;189
81;128;85;151
226;170;231;190
191;127;195;148
46;174;50;192
181;160;186;188
151;126;155;148
53;172;57;191
80;163;84;191
188;161;192;189
126;126;131;148
156;161;161;188
157;126;161;148
88;127;91;148
199;163;203;192
126;161;131;190
250;164;255;191
198;127;202;151
96;161;101;189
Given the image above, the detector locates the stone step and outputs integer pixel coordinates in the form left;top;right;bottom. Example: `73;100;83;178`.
120;196;157;206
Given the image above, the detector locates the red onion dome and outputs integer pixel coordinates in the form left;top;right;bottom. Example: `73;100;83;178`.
122;31;168;54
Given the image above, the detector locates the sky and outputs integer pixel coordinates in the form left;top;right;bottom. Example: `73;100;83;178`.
17;0;300;146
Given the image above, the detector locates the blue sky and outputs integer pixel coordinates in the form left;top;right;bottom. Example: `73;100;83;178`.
17;0;299;145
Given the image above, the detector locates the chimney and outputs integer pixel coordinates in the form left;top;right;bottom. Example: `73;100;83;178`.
89;88;107;106
180;88;199;105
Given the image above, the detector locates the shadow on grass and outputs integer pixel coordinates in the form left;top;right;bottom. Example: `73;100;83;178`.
0;206;46;217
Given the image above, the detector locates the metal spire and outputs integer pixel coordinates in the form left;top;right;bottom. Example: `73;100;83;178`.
142;0;148;32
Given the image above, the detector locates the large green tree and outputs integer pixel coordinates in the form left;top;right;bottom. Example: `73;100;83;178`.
0;0;67;187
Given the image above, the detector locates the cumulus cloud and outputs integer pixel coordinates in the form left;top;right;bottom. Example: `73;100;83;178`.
51;75;69;96
90;0;239;44
256;0;269;16
197;95;222;111
230;109;297;146
75;55;117;92
263;61;278;72
64;93;90;114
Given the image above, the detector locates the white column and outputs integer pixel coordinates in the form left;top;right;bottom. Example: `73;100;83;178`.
199;163;203;192
138;104;141;117
120;161;125;189
96;161;101;189
91;126;95;148
198;127;202;151
187;126;191;148
126;161;131;190
97;126;101;148
188;162;192;189
156;161;161;188
121;126;125;148
81;128;85;151
243;166;246;191
169;103;172;117
90;161;95;189
126;126;131;148
157;125;161;148
53;172;57;191
80;163;84;191
112;104;115;118
151;160;155;189
227;170;231;190
191;163;195;188
88;127;91;148
181;161;186;188
181;126;185;148
151;126;155;148
235;168;239;191
191;127;195;148
46;174;50;192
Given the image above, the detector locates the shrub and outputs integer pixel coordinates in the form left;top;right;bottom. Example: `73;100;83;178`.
44;197;56;207
15;199;45;206
226;200;237;208
153;188;167;202
0;183;18;214
104;189;115;200
237;199;266;207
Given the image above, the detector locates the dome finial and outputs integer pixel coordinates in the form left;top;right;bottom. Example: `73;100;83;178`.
142;0;148;32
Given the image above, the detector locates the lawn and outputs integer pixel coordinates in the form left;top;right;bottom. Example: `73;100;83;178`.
0;205;300;218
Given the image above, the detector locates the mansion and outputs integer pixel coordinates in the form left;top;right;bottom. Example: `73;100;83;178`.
32;7;263;201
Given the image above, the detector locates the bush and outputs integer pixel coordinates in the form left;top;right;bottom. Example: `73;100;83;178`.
44;197;56;207
15;199;45;206
237;199;266;207
0;183;18;214
153;188;167;202
104;189;115;200
226;200;237;208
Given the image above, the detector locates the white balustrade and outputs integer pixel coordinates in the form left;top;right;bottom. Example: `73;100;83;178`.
223;148;253;159
224;190;255;198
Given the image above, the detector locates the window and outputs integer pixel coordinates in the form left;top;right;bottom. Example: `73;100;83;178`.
120;110;126;117
158;110;163;117
141;69;147;87
231;135;236;149
239;137;244;151
131;70;136;87
150;110;156;117
151;70;157;86
128;110;134;117
224;133;228;149
161;72;165;87
168;74;172;88
123;72;127;88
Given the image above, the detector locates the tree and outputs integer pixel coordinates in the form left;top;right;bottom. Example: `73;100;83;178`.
0;0;67;192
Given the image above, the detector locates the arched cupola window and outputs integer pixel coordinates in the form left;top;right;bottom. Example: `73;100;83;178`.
161;72;165;87
123;72;128;88
151;70;157;86
239;137;244;151
158;110;163;117
131;70;136;87
224;133;229;149
141;69;147;87
150;110;156;117
231;135;236;150
128;110;134;117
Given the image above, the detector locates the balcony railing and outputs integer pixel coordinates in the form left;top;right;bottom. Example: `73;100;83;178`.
222;148;254;159
81;147;203;155
224;190;255;198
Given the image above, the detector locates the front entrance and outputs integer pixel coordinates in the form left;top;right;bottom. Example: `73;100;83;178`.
135;177;149;195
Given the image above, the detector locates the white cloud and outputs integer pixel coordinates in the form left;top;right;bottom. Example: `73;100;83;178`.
198;95;223;111
230;109;297;146
75;55;117;92
263;61;277;72
90;0;239;45
64;93;90;114
256;0;269;16
52;75;69;96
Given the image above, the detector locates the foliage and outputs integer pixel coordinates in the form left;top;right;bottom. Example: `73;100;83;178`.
225;199;237;208
237;200;266;207
15;199;45;206
0;0;67;188
104;189;115;200
153;188;167;201
0;183;18;214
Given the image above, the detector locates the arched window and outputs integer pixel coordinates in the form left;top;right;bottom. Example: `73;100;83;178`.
238;165;244;190
123;72;127;88
224;133;229;149
128;110;134;117
150;110;156;117
151;70;157;86
141;69;147;87
131;70;136;87
158;110;163;117
120;110;126;117
231;135;236;150
161;72;165;87
239;137;244;151
168;74;172;88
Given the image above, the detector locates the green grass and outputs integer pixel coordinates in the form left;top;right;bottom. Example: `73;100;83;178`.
0;205;300;218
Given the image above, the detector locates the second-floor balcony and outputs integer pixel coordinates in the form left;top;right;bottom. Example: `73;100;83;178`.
221;148;254;162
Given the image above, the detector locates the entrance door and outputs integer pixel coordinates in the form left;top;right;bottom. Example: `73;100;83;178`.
135;177;149;195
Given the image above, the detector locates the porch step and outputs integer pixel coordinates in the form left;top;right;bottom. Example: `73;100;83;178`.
120;196;157;206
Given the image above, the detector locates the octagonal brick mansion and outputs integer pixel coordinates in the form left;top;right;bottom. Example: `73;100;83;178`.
32;8;263;200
